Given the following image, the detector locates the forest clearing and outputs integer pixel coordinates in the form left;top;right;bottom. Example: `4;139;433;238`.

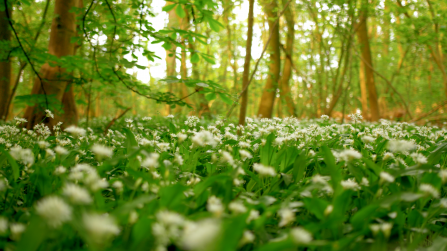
1;0;447;250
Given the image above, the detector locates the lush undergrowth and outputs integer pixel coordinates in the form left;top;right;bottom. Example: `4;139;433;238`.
1;113;447;251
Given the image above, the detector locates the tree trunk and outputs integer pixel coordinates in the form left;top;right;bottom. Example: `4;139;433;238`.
257;0;280;119
238;0;254;125
279;0;296;117
0;2;11;120
165;2;178;115
25;0;78;129
356;2;380;121
61;0;83;127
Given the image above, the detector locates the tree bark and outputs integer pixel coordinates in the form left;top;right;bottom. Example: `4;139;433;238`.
238;0;254;125
0;1;11;120
278;0;296;117
25;0;79;129
356;1;380;121
61;0;84;127
257;0;280;119
165;3;178;115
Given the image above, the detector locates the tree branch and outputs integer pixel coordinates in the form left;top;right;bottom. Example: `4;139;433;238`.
3;0;48;109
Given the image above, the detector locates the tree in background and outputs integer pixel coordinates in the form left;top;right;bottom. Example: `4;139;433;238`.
257;0;281;118
238;0;255;125
356;0;380;121
24;0;79;128
0;1;11;120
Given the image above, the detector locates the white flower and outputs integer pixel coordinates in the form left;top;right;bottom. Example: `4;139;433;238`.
207;196;224;217
246;210;260;223
167;114;174;119
370;223;393;238
239;231;255;246
142;117;152;121
37;141;50;149
177;133;187;142
35;196;72;227
321;115;329;120
253;163;276;177
55;145;69;155
10;223;26;240
91;144;113;159
83;213;120;243
45;109;54;119
324;205;333;216
228;201;247;214
278;208;295;227
290;227;313;244
62;183;92;205
54;166;67;175
65;126;86;137
348;113;363;123
157;143;170;152
338;149;362;162
112;181;123;192
156;210;185;226
383;152;394;161
141;153;160;169
419;184;439;198
180;219;221;251
341;178;360;190
191;131;217;148
379;172;395;183
10;146;34;165
311;174;330;185
362;136;375;143
361;177;370;186
239;149;253;161
410;153;427;165
0;217;8;234
174;153;184;165
387;139;416;153
439;170;447;183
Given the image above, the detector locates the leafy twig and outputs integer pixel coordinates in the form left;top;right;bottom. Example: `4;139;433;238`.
103;107;131;135
3;0;48;109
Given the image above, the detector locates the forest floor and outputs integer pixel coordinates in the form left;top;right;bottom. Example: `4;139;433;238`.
0;115;447;250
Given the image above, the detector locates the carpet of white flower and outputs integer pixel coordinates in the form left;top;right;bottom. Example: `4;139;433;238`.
1;113;447;251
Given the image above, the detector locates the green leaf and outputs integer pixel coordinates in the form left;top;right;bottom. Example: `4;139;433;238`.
205;92;216;101
208;18;224;32
320;145;342;192
16;217;47;251
219;93;233;105
1;149;20;181
351;204;379;229
162;3;176;12
427;236;447;251
201;54;216;64
292;153;307;182
191;53;200;63
176;4;186;18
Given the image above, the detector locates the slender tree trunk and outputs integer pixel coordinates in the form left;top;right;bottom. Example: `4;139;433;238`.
356;1;380;121
257;0;280;119
0;2;11;120
25;0;79;128
238;0;254;125
165;3;178;115
279;0;296;117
